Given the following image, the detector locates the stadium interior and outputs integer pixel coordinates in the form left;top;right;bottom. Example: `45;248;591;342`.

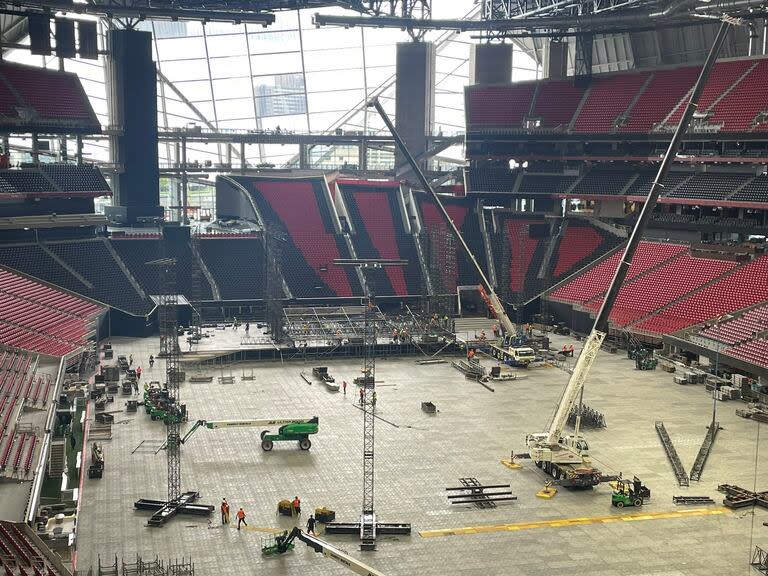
1;1;768;575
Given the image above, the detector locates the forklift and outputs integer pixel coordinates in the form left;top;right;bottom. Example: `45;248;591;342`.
634;348;658;370
611;476;650;508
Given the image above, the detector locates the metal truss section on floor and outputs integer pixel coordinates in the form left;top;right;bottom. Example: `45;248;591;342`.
655;421;689;487
689;421;720;482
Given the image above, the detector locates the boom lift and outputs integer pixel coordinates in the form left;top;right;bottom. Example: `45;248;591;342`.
522;20;733;488
263;527;386;576
174;417;319;451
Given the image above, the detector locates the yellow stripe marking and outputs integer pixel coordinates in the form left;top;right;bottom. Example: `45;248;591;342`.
418;507;726;538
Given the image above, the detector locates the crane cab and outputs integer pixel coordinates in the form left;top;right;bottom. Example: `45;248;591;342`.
561;434;590;456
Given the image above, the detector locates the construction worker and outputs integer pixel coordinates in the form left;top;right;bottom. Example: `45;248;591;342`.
342;380;347;395
569;344;575;356
492;324;499;338
236;507;247;530
292;496;301;517
371;391;377;412
306;514;317;536
359;387;365;405
129;354;133;367
136;366;142;380
221;498;230;525
149;355;154;368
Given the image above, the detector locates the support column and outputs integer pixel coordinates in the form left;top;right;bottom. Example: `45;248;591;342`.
240;141;245;173
59;136;68;162
359;142;367;172
105;28;162;225
469;43;513;85
299;143;309;169
31;133;39;164
181;137;188;225
395;42;435;173
76;135;83;165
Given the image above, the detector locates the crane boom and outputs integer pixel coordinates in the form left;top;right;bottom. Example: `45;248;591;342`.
273;528;386;576
368;98;516;336
528;19;733;473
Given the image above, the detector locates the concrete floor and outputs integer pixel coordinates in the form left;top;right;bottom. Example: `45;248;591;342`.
75;333;768;576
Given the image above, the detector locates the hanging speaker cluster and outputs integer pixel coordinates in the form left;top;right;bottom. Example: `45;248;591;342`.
28;15;99;59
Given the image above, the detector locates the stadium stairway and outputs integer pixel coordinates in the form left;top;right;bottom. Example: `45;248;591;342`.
101;238;147;299
537;218;565;280
190;239;221;301
38;244;92;289
479;206;498;288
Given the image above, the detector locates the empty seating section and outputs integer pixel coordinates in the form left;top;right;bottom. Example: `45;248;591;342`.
624;67;699;132
46;240;151;314
0;268;101;356
0;166;109;197
553;223;606;277
418;197;486;289
569;171;634;197
0;63;96;124
468;58;768;135
634;255;768;334
111;238;212;302
574;72;649;133
549;242;686;305
667;173;751;200
0;522;61;573
339;182;422;296
467;84;535;127
532;80;584;128
502;218;543;294
726;338;768;369
700;304;768;345
39;165;109;193
731;176;768;203
710;60;768;131
518;174;577;195
0;171;55;193
0;352;48;479
664;61;749;127
624;172;690;198
0;244;89;296
250;178;356;298
0;79;16;117
466;168;516;193
586;254;737;327
200;238;264;300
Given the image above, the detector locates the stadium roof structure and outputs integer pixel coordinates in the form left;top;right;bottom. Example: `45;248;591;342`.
0;0;759;173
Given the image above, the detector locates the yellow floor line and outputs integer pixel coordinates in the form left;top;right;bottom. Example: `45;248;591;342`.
418;507;727;538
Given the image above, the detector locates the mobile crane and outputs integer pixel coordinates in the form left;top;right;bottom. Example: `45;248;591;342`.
168;417;319;451
522;20;733;488
263;527;386;576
